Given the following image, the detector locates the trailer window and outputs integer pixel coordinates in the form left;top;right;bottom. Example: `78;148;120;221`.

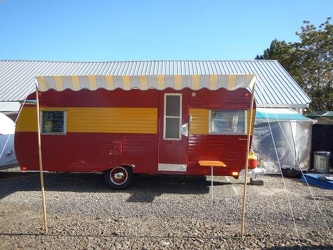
210;110;246;135
41;111;66;134
164;94;182;140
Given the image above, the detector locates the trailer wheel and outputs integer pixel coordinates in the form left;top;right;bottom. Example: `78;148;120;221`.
104;166;133;189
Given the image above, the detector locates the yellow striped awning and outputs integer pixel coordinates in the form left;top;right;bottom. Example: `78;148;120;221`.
35;74;256;92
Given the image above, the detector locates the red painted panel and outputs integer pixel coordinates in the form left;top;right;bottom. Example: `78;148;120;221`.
15;132;158;173
31;88;253;109
187;134;249;176
189;88;253;109
30;89;160;108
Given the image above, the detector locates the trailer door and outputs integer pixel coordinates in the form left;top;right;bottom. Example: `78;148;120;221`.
158;92;189;172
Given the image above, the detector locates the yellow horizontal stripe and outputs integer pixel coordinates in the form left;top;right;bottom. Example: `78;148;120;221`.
189;108;255;135
16;107;157;134
189;108;209;135
16;107;254;135
67;108;157;133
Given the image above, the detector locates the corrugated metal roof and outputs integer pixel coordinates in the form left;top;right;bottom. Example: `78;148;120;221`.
0;60;311;108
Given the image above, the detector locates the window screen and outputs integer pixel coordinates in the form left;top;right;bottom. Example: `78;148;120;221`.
164;94;181;139
210;110;246;135
41;111;66;134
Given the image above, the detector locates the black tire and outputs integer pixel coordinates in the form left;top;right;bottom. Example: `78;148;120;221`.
103;166;133;189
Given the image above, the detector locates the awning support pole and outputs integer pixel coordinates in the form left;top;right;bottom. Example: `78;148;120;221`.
211;166;213;203
36;87;48;234
240;83;256;238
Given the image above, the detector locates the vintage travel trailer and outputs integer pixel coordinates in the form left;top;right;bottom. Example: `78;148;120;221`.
15;74;256;189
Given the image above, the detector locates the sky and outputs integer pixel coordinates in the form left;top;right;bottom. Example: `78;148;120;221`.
0;0;332;61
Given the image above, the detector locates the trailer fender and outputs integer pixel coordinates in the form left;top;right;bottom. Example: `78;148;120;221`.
103;165;133;190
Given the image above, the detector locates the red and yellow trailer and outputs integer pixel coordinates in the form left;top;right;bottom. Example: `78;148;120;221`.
15;74;256;189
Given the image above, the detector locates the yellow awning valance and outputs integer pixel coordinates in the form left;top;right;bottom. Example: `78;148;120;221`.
35;74;256;92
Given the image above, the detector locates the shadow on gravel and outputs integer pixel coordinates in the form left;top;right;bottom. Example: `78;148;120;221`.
0;171;237;202
304;195;333;202
0;171;107;200
127;175;214;202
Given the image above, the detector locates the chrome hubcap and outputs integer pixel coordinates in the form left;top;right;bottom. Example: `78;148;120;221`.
114;172;125;181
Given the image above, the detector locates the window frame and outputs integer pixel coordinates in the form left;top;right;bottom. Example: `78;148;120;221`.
163;93;182;140
209;109;247;135
40;110;67;135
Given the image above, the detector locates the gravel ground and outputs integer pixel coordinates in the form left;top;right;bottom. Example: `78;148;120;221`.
0;167;332;249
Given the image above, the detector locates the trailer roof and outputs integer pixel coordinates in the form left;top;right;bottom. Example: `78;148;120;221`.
35;74;256;92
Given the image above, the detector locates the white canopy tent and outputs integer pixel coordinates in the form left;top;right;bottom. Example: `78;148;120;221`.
0;113;18;169
253;108;316;174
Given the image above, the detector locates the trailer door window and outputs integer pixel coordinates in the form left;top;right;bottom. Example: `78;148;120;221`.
41;111;66;134
164;94;182;140
210;110;246;135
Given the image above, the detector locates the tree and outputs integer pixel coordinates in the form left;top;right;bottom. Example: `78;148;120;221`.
256;18;333;111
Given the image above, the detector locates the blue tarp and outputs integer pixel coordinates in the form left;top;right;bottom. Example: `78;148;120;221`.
300;173;333;190
255;108;312;121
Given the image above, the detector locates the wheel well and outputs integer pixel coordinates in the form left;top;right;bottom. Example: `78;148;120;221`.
103;165;134;189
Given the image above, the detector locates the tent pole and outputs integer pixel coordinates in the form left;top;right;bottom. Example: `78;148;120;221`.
240;83;256;238
36;87;48;234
